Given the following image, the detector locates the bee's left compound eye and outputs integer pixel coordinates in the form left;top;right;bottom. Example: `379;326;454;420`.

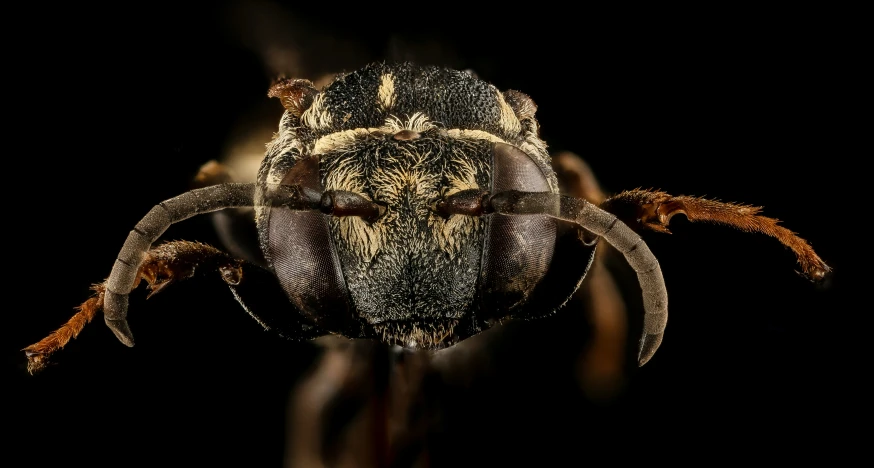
479;142;559;318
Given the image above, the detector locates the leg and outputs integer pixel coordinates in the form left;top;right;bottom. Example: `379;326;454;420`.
553;151;629;398
23;240;323;374
552;151;607;205
286;338;435;467
489;187;831;364
570;257;630;399
600;189;831;280
102;183;255;346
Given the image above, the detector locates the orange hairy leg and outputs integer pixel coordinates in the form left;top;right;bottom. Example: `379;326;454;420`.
601;189;830;280
22;241;242;374
23;284;107;375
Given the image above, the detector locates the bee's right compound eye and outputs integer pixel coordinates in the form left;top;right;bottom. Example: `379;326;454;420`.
266;157;354;332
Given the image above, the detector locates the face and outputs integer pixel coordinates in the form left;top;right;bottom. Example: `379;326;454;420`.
257;63;590;348
320;126;491;344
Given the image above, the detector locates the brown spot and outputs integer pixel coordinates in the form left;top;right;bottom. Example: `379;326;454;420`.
267;78;318;118
321;190;386;224
219;264;243;285
393;130;420;141
192;160;234;188
433;189;489;218
503;89;538;121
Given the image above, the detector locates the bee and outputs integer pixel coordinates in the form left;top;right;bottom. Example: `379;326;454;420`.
23;62;829;379
16;59;837;468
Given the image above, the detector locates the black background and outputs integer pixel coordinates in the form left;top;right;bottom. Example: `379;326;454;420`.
7;2;860;466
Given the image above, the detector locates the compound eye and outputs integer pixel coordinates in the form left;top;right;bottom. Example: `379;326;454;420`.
492;142;550;192
266;157;353;332
481;142;556;317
